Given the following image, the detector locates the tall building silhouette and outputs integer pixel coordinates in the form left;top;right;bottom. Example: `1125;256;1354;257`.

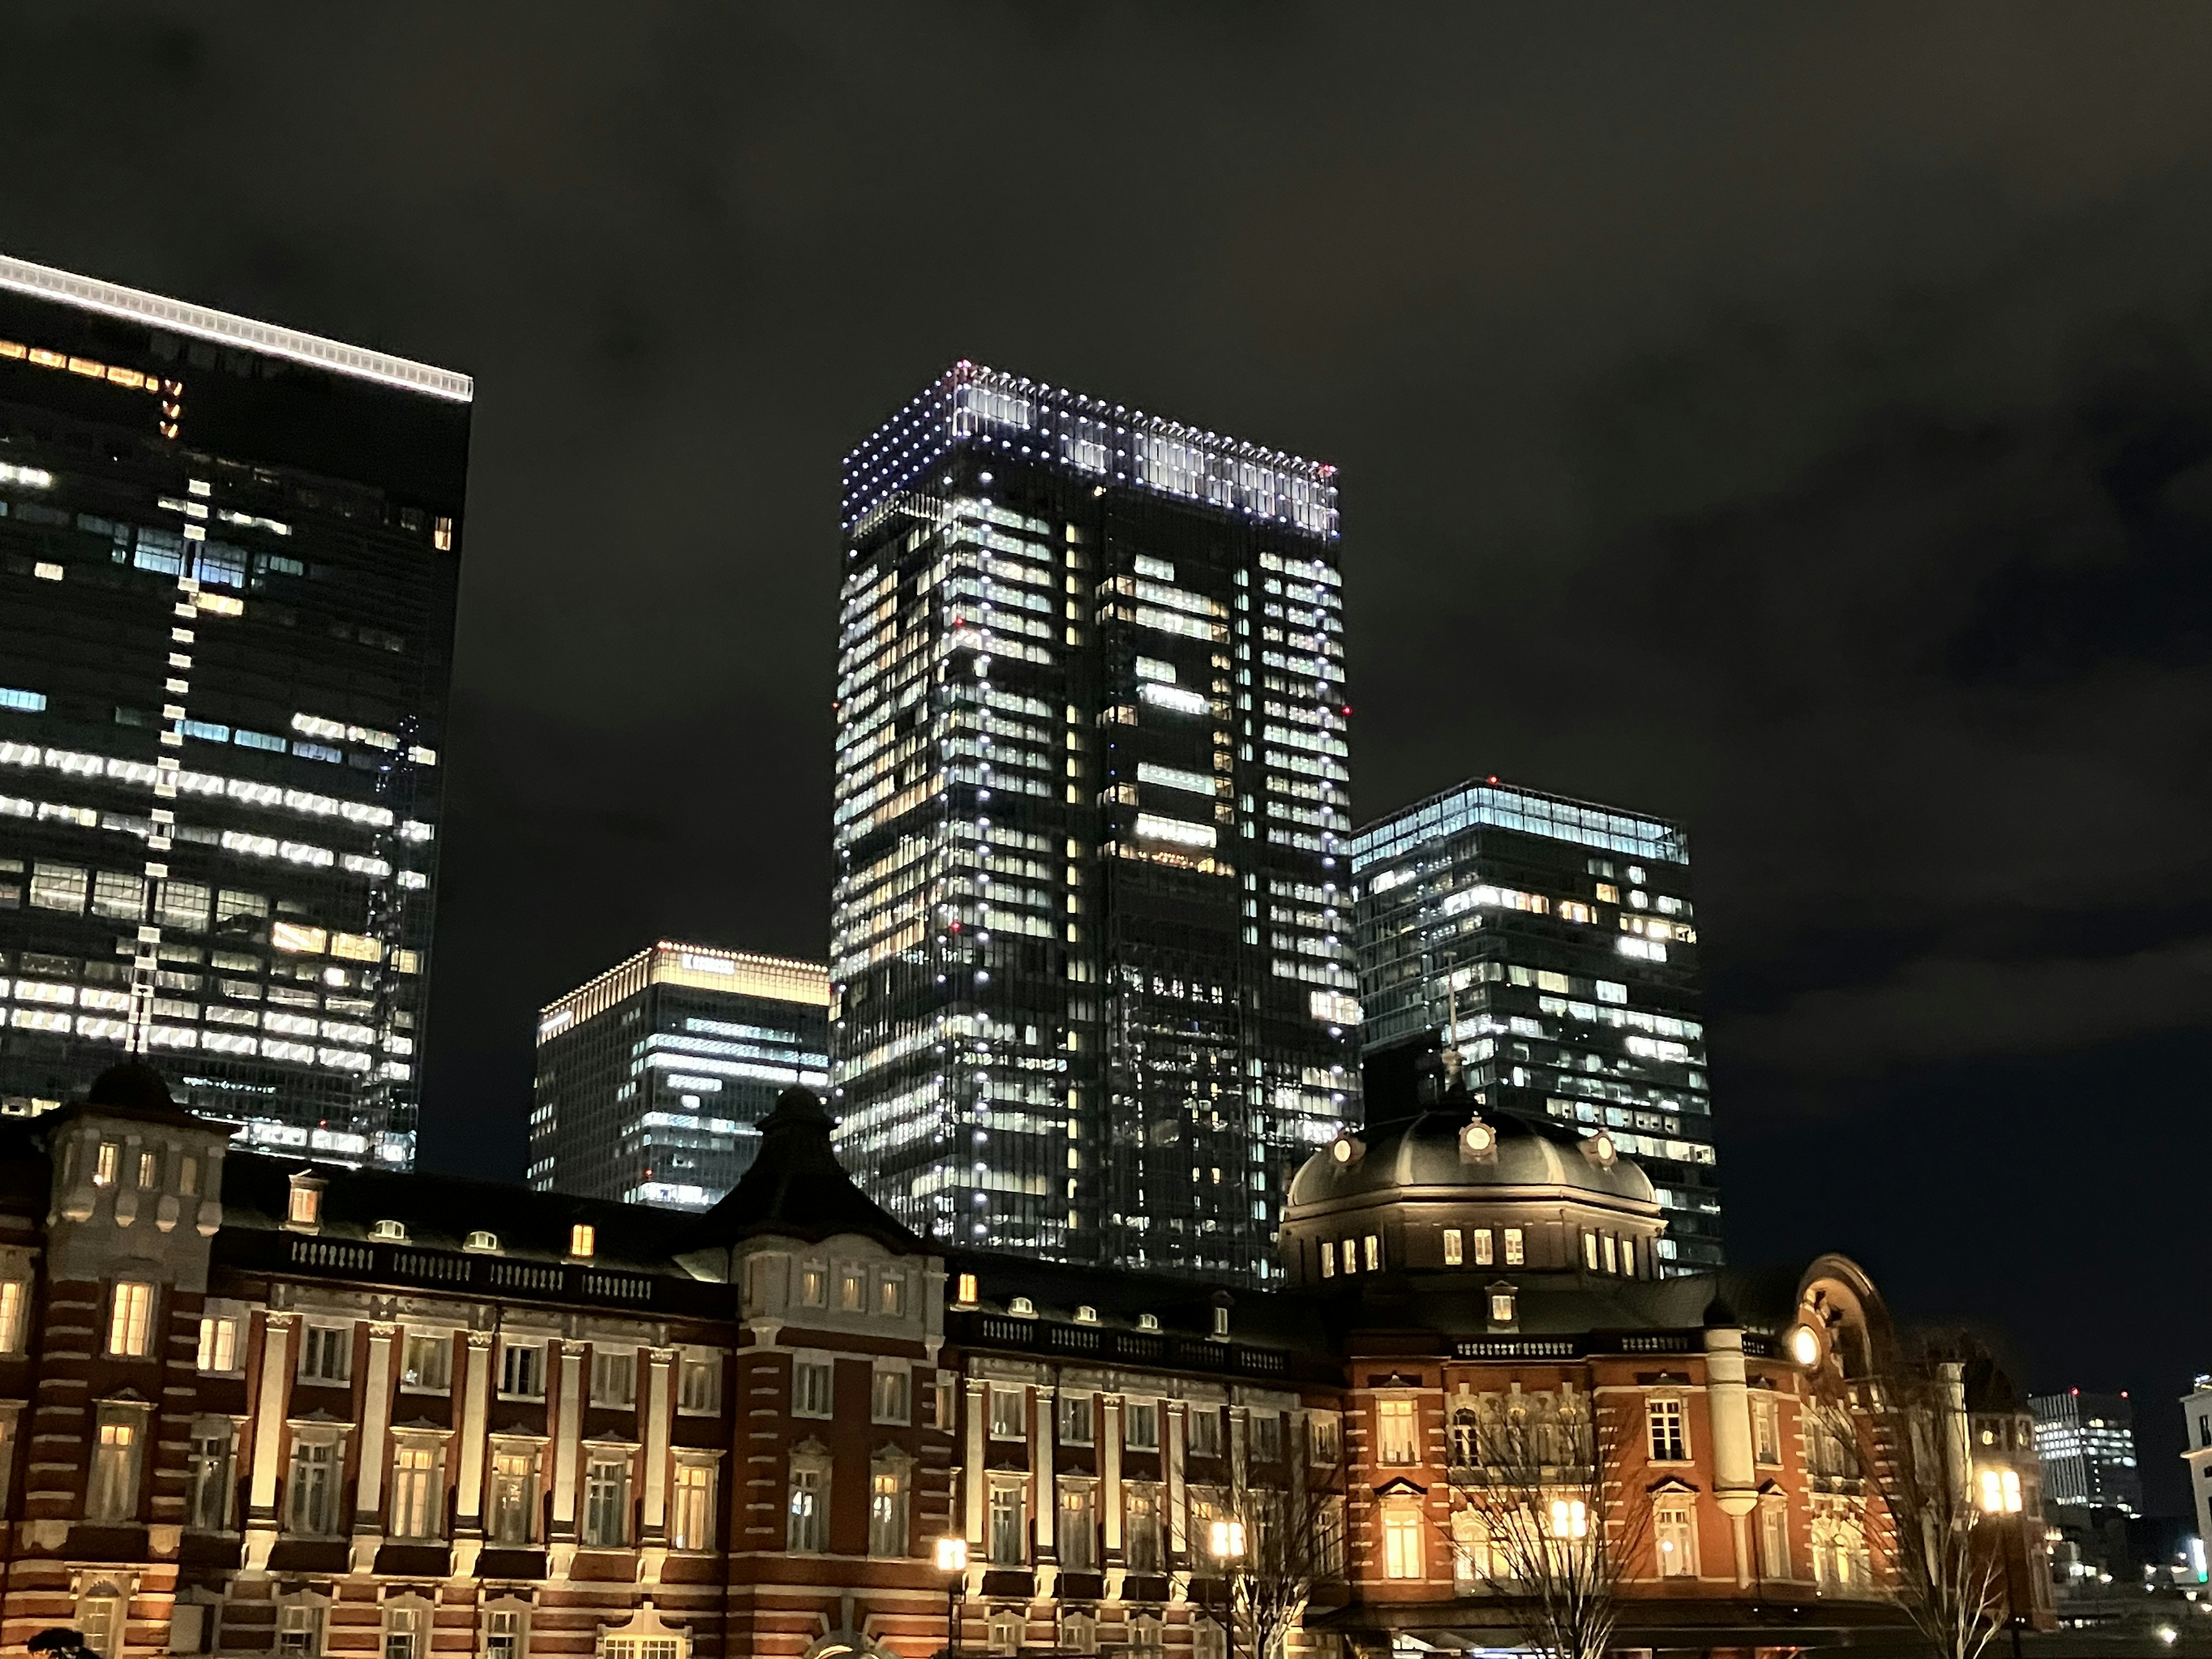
830;363;1357;1283
0;253;470;1164
1351;778;1722;1271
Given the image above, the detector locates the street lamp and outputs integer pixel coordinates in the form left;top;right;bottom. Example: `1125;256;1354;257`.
1977;1466;2027;1659
1209;1519;1248;1659
935;1535;969;1659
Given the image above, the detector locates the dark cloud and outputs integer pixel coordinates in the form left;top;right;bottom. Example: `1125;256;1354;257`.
5;2;2210;1506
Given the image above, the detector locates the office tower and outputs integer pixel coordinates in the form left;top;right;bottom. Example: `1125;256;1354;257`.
2182;1381;2212;1567
2031;1389;2143;1515
1350;777;1721;1271
0;253;469;1164
530;941;831;1209
830;362;1357;1285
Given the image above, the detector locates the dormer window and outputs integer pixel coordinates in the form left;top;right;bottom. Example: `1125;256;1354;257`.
1488;1284;1517;1326
286;1175;323;1229
369;1219;406;1243
1074;1305;1100;1324
955;1273;979;1308
569;1224;595;1259
464;1230;499;1252
1135;1313;1160;1333
1007;1296;1037;1319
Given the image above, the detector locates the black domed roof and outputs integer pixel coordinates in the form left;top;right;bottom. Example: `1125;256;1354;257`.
88;1060;176;1112
687;1087;924;1253
1285;1104;1657;1213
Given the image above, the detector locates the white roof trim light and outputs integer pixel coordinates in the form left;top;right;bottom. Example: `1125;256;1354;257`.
0;252;473;404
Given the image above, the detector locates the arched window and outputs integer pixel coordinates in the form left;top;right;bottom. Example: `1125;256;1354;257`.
77;1581;126;1659
1450;1408;1478;1469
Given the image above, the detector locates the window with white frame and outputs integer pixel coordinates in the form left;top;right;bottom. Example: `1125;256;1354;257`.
1188;1406;1222;1457
1251;1411;1283;1462
1127;1614;1164;1659
1383;1504;1424;1579
1124;1483;1162;1571
1450;1407;1478;1468
389;1442;443;1540
1308;1410;1341;1465
591;1349;636;1407
989;1384;1025;1438
382;1601;427;1659
498;1340;545;1399
287;1435;342;1534
297;1324;351;1384
1377;1397;1418;1465
868;1455;909;1556
187;1419;236;1532
107;1281;154;1357
671;1459;716;1551
400;1332;450;1391
838;1267;865;1312
1058;1480;1096;1569
483;1607;526;1659
1656;1502;1698;1577
1472;1228;1495;1266
988;1476;1028;1564
678;1354;719;1413
793;1358;834;1418
987;1612;1022;1658
1647;1397;1688;1463
582;1451;631;1546
1062;1611;1096;1655
1194;1622;1226;1659
1059;1392;1094;1445
1502;1228;1525;1266
871;1363;910;1425
87;1408;143;1520
1124;1399;1159;1450
787;1450;830;1552
1758;1498;1790;1580
78;1582;126;1659
1442;1227;1464;1266
0;1277;25;1353
488;1446;537;1545
1752;1395;1782;1465
877;1270;907;1316
798;1262;827;1306
1451;1508;1493;1589
276;1599;326;1659
196;1312;241;1373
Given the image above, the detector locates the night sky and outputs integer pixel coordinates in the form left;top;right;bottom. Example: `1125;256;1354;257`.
6;7;2209;1512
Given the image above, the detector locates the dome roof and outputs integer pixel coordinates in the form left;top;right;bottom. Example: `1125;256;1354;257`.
1285;1104;1657;1214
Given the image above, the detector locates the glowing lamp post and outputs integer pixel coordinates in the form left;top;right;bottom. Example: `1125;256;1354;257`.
935;1535;969;1659
1209;1518;1248;1659
1977;1465;2027;1659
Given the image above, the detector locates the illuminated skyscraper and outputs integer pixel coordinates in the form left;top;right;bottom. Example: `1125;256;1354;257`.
0;254;469;1164
2031;1389;2142;1515
530;941;831;1209
830;363;1358;1285
1351;778;1722;1271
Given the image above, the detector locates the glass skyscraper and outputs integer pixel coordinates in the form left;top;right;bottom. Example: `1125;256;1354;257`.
530;941;831;1209
830;362;1357;1285
1351;777;1722;1271
0;253;469;1165
2030;1390;2143;1515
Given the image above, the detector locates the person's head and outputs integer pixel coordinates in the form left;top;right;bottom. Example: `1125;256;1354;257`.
28;1629;86;1658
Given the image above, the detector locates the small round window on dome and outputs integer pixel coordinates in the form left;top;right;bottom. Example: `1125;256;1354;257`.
1581;1132;1617;1167
1459;1119;1496;1160
1330;1135;1363;1166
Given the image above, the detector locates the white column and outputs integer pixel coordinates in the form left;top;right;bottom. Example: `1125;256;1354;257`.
240;1312;294;1575
548;1339;585;1577
350;1320;397;1571
1101;1393;1124;1599
452;1331;494;1577
1034;1384;1058;1596
1165;1400;1187;1567
1703;1325;1759;1588
638;1346;676;1585
964;1378;988;1591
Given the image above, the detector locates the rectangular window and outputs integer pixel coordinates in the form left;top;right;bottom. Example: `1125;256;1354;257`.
187;1422;234;1531
389;1444;441;1539
29;861;88;912
1584;1231;1601;1271
107;1281;154;1357
569;1223;595;1257
1759;1501;1790;1579
287;1183;320;1226
87;1416;139;1520
1383;1508;1423;1579
485;1611;524;1659
384;1606;421;1659
297;1325;350;1383
1362;1234;1381;1271
1473;1229;1495;1265
0;1279;33;1353
839;1269;865;1312
877;1272;906;1316
787;1463;828;1552
91;869;146;920
1309;1411;1342;1465
488;1448;537;1544
1060;1393;1094;1445
288;1439;340;1533
582;1455;630;1546
196;1315;240;1373
591;1349;636;1407
1753;1396;1782;1465
671;1461;715;1551
990;1385;1026;1439
1319;1244;1335;1279
1124;1485;1161;1571
1339;1237;1358;1275
872;1366;910;1425
1657;1506;1697;1576
1649;1398;1688;1463
400;1332;449;1391
1252;1412;1283;1462
793;1359;835;1418
1442;1228;1463;1266
499;1342;546;1399
1603;1233;1620;1275
1503;1228;1525;1266
1377;1398;1418;1465
94;1142;119;1188
869;1461;908;1557
679;1355;719;1413
278;1605;324;1659
1059;1482;1096;1569
1126;1400;1160;1450
1188;1407;1221;1458
800;1264;827;1306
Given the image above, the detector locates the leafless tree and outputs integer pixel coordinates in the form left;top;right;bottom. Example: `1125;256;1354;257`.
1188;1426;1350;1659
1440;1383;1652;1659
1808;1339;2010;1659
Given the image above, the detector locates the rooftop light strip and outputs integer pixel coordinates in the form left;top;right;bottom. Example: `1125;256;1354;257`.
1352;781;1688;868
0;253;473;403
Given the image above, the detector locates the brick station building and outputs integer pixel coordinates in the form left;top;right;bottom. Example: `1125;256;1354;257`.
0;1062;2044;1659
